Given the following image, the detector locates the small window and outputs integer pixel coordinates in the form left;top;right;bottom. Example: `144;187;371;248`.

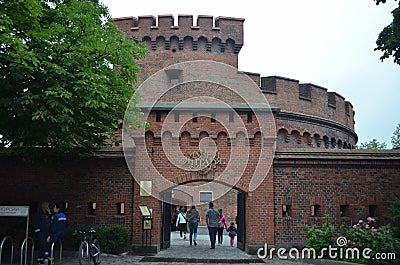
229;112;234;123
200;191;213;203
311;204;321;217
165;69;182;85
87;202;96;216
156;111;161;122
247;112;252;123
116;202;125;215
282;204;291;217
340;204;349;217
174;113;179;122
369;205;377;217
211;112;216;123
192;112;198;123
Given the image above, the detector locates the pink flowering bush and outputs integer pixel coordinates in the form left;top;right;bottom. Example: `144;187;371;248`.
341;217;399;265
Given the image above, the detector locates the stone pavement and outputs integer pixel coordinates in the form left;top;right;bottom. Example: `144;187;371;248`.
54;231;313;264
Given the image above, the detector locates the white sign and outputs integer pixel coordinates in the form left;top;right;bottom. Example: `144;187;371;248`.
0;206;29;217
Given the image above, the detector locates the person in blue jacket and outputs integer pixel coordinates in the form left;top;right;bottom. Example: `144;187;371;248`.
33;201;51;265
46;203;67;246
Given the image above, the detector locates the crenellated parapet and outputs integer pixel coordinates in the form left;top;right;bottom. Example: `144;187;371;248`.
243;74;356;131
113;14;244;54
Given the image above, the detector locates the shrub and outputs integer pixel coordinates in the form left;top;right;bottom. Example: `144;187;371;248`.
342;217;400;265
304;214;335;258
95;225;129;254
388;196;400;239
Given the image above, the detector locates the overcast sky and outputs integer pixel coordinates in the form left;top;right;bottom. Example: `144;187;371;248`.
100;0;400;147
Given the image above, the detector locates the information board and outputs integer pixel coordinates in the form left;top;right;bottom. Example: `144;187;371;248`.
0;206;29;217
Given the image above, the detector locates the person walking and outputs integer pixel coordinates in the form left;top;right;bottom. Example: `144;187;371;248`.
205;201;219;249
175;207;187;239
34;201;51;265
186;205;200;246
217;209;228;245
46;202;67;265
227;222;237;247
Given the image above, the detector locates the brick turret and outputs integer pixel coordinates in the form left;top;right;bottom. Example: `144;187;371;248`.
113;15;244;84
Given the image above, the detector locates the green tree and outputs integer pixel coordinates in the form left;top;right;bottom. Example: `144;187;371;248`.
0;0;147;158
391;123;400;148
374;0;400;64
359;139;388;149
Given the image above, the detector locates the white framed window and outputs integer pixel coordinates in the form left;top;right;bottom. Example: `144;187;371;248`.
199;191;213;203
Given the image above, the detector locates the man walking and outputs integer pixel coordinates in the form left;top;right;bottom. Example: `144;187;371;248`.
205;201;219;249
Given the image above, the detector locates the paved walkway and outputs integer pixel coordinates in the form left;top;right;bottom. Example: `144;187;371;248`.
50;231;313;264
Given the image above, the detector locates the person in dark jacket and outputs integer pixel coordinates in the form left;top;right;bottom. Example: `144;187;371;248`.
186;205;200;246
226;222;237;247
47;202;67;245
33;201;51;265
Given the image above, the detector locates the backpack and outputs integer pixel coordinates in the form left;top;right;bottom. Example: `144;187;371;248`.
228;226;237;237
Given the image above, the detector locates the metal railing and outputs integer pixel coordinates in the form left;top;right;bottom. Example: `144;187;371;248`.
0;236;14;265
20;237;34;265
50;240;62;265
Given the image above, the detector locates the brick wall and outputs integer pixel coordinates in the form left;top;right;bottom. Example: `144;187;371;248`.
0;150;135;242
273;149;400;248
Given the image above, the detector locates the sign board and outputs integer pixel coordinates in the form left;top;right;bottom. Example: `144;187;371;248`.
140;180;152;196
139;206;151;216
0;206;29;217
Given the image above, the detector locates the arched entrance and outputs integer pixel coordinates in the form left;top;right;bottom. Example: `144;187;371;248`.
160;181;247;251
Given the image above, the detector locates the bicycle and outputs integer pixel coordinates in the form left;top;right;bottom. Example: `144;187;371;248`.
75;227;101;265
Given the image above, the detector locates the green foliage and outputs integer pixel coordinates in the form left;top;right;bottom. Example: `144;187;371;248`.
341;217;400;265
95;225;130;254
374;0;400;65
304;214;335;258
391;124;400;149
305;215;400;264
359;139;387;150
0;0;147;159
388;196;400;238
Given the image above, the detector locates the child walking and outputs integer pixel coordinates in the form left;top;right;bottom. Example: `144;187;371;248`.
226;222;237;247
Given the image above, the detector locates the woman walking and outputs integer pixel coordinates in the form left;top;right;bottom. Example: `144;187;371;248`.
217;209;228;244
186;205;200;246
175;207;187;239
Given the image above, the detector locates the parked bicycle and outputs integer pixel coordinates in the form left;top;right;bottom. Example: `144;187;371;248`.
75;227;101;265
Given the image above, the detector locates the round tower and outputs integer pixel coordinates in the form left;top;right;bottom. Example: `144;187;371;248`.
114;14;357;149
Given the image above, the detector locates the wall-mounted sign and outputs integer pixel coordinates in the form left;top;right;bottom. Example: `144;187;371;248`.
183;151;222;174
143;219;152;230
139;206;151;216
140;180;152;196
0;206;29;217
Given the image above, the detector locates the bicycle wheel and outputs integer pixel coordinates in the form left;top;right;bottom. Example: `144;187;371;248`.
78;241;90;265
92;239;101;265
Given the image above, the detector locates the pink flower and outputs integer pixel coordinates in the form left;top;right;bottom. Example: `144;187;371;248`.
358;220;364;224
352;225;357;228
372;228;378;232
365;224;370;229
367;217;375;222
